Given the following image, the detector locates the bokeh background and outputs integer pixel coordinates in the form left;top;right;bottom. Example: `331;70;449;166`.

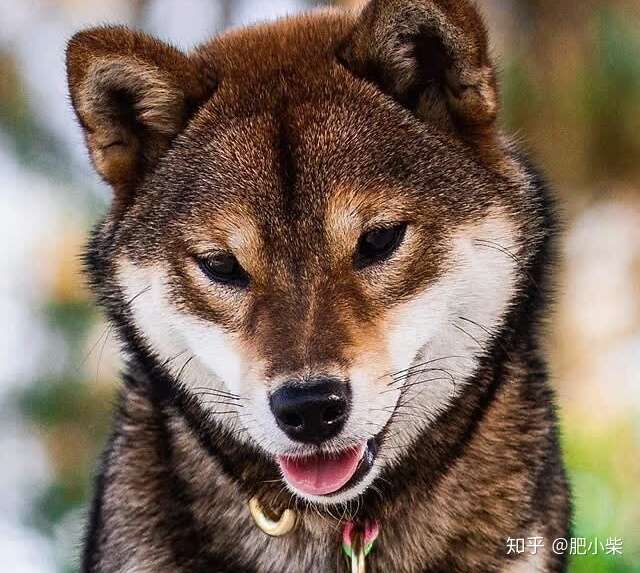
1;0;639;571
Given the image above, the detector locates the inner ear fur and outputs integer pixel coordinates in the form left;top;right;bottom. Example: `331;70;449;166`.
66;26;216;200
341;0;498;141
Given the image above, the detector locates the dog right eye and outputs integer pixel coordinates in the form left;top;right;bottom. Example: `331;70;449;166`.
198;252;249;287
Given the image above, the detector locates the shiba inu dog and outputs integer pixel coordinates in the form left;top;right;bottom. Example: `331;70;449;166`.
67;0;571;571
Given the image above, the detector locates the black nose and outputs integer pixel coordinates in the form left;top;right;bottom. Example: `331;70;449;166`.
269;379;351;444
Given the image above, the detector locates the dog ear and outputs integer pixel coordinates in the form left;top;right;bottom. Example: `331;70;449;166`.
66;26;216;203
340;0;498;140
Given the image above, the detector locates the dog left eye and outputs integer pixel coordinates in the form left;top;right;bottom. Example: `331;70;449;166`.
354;223;407;269
198;252;249;287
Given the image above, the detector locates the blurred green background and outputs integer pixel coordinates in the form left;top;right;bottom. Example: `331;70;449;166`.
0;0;638;571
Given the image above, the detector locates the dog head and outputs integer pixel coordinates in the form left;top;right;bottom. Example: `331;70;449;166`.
68;1;541;505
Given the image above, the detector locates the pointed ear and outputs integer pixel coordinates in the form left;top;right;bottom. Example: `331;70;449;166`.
340;0;498;141
66;26;216;202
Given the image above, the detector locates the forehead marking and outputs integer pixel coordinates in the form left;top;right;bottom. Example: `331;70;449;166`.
275;107;297;209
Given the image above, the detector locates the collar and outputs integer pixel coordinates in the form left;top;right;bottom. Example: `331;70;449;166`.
249;496;380;572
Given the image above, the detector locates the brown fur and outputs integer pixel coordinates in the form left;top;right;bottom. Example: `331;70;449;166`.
67;2;570;572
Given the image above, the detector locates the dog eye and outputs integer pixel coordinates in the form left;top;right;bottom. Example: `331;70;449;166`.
198;252;249;287
354;223;407;269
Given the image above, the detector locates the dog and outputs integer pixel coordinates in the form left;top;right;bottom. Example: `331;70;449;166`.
66;1;571;571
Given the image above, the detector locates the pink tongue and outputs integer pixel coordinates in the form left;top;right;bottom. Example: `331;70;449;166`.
278;445;365;496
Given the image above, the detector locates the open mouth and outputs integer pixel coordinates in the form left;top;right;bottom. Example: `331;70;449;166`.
277;438;379;496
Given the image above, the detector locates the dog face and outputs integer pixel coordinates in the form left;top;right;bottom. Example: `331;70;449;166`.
68;3;536;505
